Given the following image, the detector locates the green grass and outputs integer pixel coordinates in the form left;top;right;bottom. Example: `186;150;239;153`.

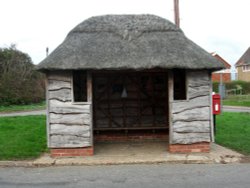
0;101;46;113
0;115;47;160
216;112;250;155
223;95;250;107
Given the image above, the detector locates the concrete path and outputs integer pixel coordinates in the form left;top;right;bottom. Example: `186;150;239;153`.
0;110;46;117
223;106;250;113
0;142;242;167
32;143;243;166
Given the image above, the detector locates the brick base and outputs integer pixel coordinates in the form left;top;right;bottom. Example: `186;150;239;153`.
50;147;94;157
169;142;210;153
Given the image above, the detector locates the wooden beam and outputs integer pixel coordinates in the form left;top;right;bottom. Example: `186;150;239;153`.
168;70;174;144
45;75;51;147
87;71;93;146
87;72;92;102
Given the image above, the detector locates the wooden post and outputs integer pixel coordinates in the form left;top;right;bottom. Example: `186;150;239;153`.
209;71;215;142
45;73;51;147
168;70;174;144
87;71;92;102
174;0;180;28
87;71;93;146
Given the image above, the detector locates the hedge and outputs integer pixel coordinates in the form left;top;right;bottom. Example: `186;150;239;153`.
213;81;250;94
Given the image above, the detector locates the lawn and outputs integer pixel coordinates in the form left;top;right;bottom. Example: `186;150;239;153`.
0;115;47;160
216;112;250;155
0;101;46;113
223;95;250;107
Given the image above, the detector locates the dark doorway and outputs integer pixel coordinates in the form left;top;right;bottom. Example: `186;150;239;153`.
93;71;169;132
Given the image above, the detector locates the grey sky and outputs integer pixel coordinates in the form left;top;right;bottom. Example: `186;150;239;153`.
0;0;249;68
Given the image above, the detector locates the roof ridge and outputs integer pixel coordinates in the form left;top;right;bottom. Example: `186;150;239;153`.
235;47;250;66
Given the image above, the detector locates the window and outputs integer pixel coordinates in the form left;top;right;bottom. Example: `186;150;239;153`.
242;65;250;72
173;69;187;100
73;70;87;102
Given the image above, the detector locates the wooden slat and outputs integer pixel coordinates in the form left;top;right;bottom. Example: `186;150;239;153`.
172;106;210;122
172;95;209;113
48;71;71;82
50;135;91;148
50;124;90;136
173;121;210;133
48;80;71;91
50;113;90;125
172;132;210;144
50;104;90;114
48;88;71;102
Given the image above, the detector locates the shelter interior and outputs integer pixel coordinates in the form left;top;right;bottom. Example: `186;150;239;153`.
73;70;175;141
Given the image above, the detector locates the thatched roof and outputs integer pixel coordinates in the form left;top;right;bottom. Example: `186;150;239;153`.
37;14;225;71
235;47;250;66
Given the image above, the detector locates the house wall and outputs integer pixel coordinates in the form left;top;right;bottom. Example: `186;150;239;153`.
237;66;250;81
170;70;211;145
46;71;92;149
212;73;231;82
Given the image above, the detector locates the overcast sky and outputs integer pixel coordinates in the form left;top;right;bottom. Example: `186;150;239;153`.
0;0;249;69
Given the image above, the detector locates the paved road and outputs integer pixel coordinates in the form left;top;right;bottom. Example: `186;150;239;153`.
0;164;250;188
0;110;46;117
223;106;250;113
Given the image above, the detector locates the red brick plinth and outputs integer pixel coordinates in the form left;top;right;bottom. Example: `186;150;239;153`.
169;142;210;153
50;147;94;157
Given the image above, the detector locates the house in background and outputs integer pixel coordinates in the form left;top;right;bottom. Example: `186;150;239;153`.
235;47;250;81
211;52;231;82
37;15;224;157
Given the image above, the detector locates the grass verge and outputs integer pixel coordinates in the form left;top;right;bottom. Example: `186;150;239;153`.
216;112;250;155
0;101;46;113
223;95;250;107
0;115;47;160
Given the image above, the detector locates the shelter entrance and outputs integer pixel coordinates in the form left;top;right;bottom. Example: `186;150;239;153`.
93;71;169;139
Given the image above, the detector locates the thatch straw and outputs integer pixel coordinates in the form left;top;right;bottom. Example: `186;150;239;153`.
37;15;224;71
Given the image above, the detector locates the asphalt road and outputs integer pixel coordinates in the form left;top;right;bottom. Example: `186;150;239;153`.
222;106;250;113
0;164;250;188
0;110;46;117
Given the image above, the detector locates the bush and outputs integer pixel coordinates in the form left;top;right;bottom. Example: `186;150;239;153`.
0;46;45;106
213;82;219;93
213;80;250;94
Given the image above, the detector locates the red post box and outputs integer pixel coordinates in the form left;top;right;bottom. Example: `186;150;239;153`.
212;94;221;115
